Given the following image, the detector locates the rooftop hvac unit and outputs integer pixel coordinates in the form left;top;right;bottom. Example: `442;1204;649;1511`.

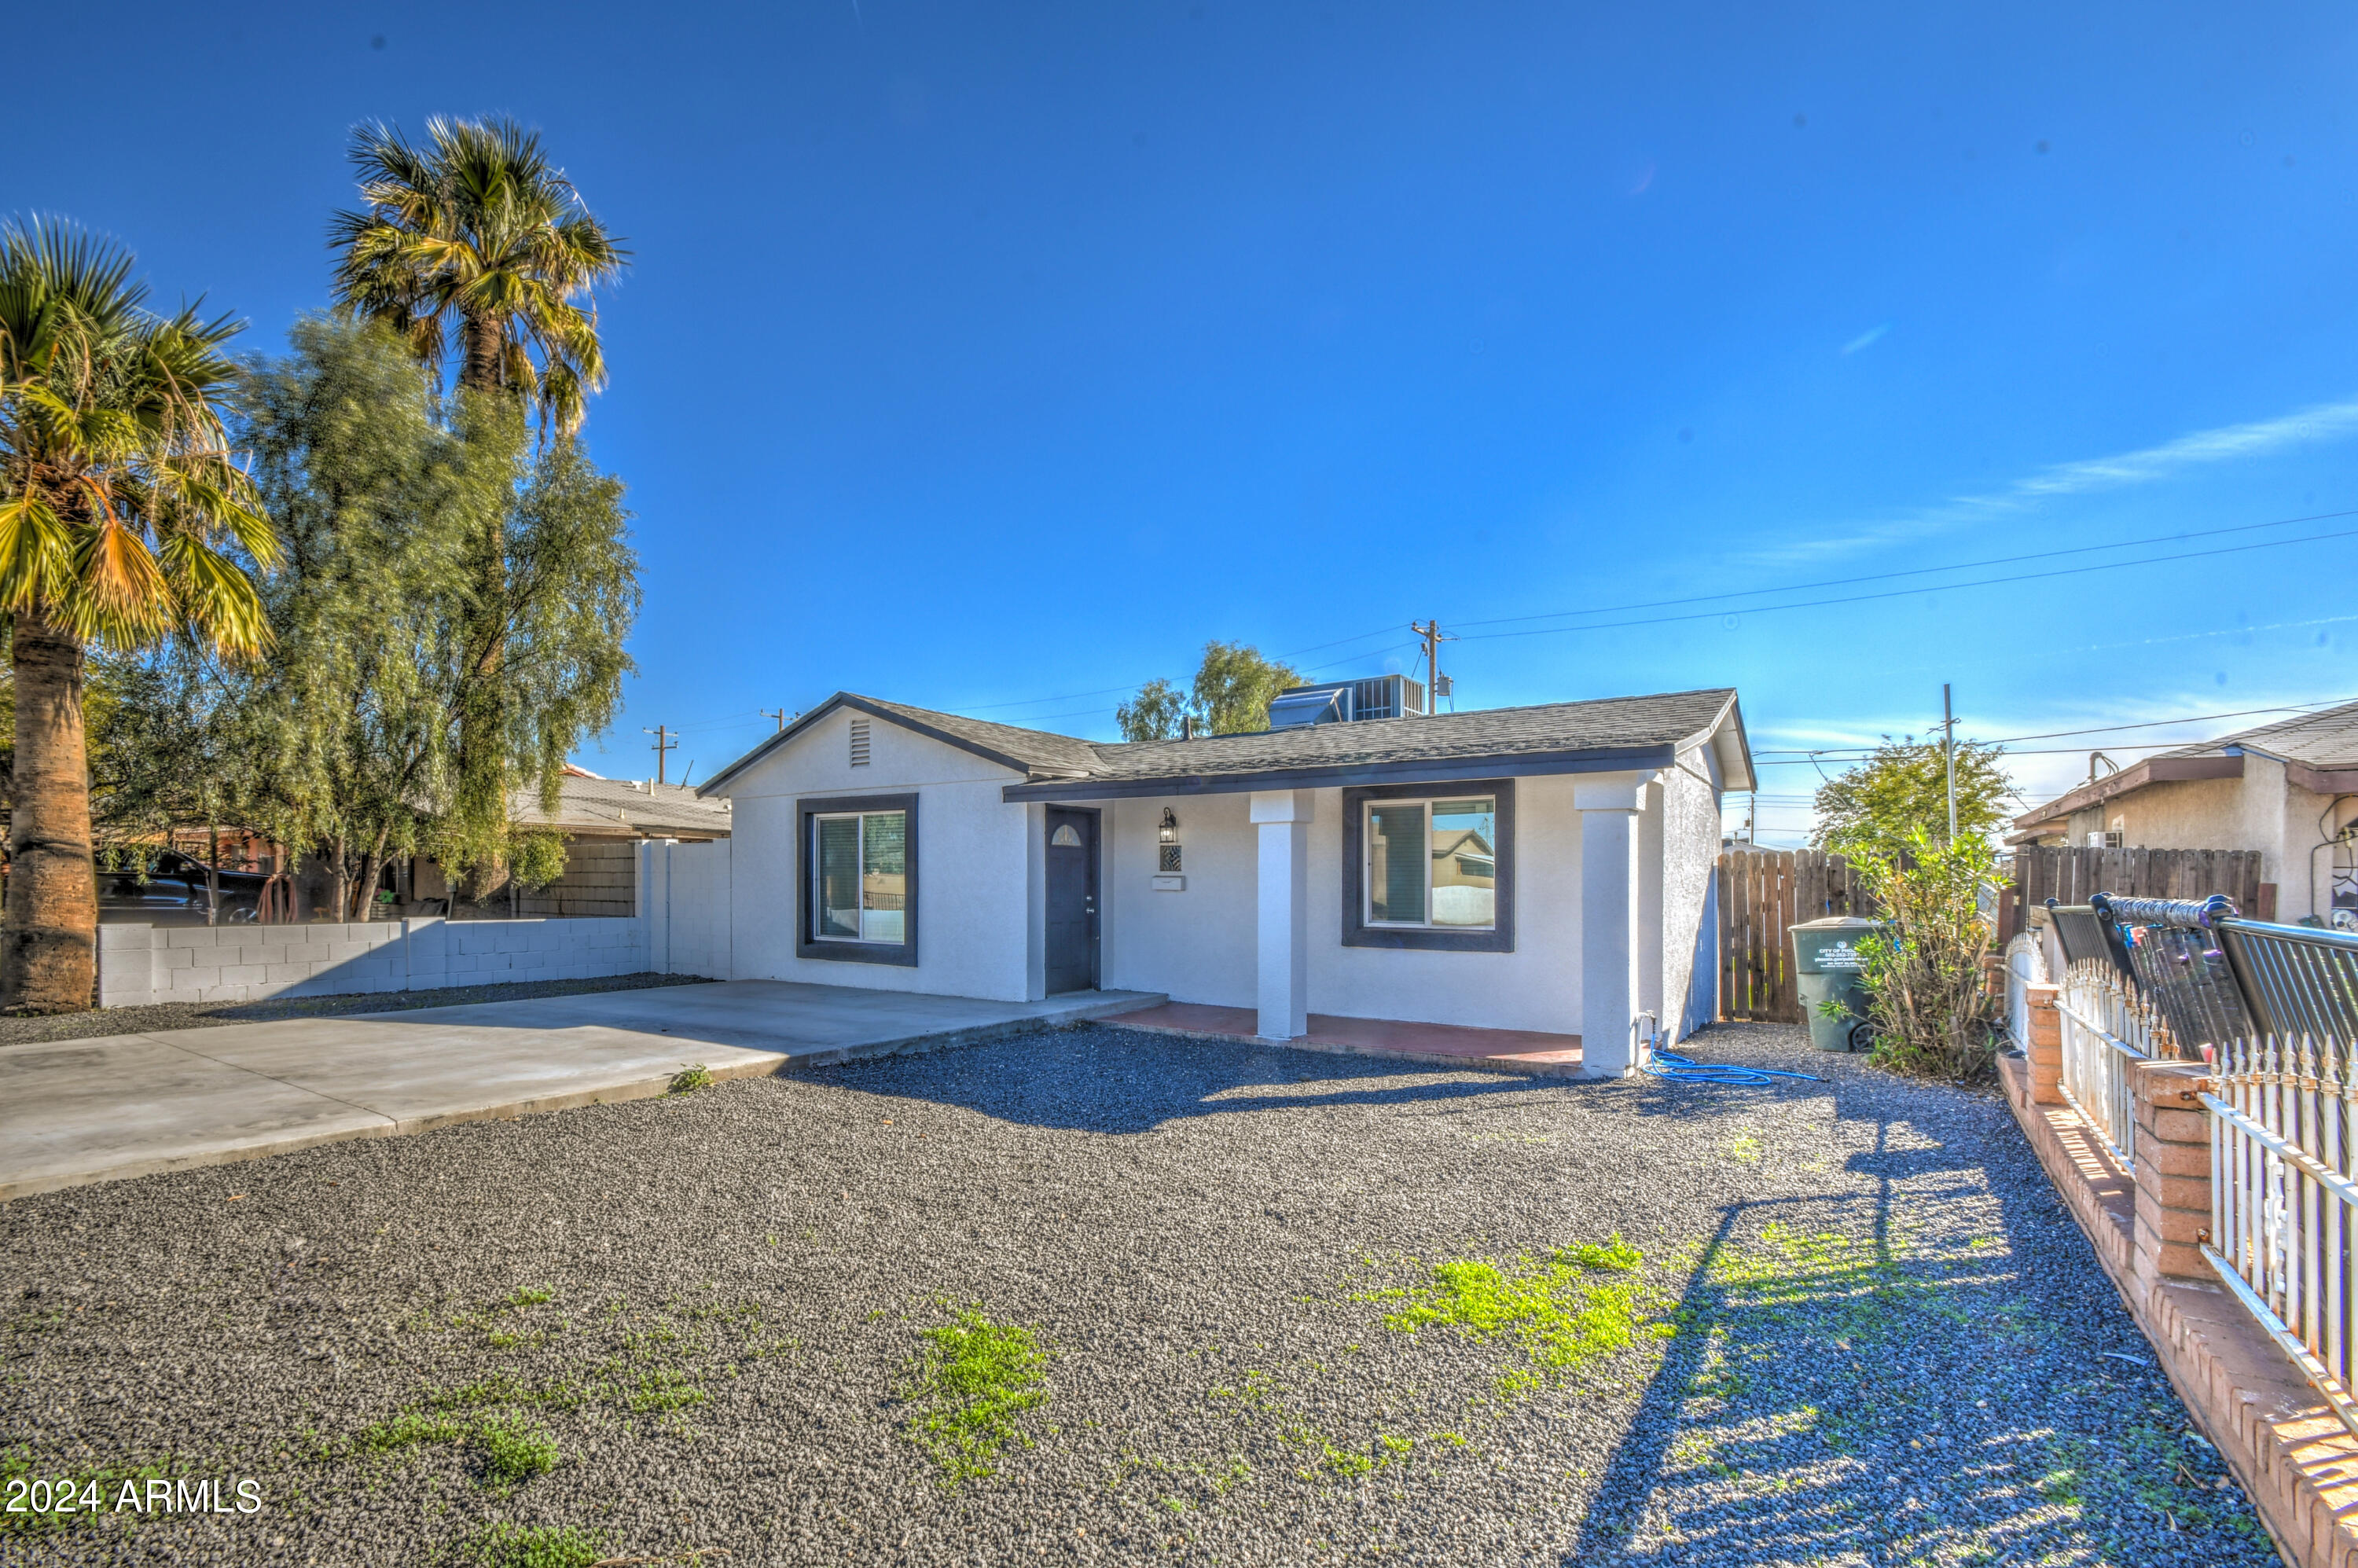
1267;674;1430;730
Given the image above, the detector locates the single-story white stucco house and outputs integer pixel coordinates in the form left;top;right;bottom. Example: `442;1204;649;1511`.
695;681;1752;1078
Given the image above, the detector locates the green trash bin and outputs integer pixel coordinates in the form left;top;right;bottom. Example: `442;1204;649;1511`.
1790;916;1884;1052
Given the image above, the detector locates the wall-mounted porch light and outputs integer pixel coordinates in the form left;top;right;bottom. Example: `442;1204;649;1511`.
1158;808;1182;874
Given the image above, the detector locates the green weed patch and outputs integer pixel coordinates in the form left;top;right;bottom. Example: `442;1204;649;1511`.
1358;1236;1669;1396
462;1519;604;1567
900;1308;1052;1484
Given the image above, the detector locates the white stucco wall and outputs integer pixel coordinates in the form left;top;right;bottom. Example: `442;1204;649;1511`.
1100;792;1260;1008
717;711;1036;1001
1302;775;1587;1036
1661;742;1722;1043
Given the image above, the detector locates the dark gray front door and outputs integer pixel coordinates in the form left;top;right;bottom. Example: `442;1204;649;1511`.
1044;807;1099;995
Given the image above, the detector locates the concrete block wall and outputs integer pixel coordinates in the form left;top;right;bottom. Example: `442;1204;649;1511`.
97;915;652;1008
97;834;739;1007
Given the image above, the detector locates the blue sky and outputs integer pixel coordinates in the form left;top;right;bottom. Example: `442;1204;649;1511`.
16;2;2358;842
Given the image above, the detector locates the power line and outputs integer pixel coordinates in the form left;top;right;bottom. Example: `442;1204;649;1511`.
1755;698;2355;755
1457;522;2358;646
923;504;2356;726
1451;506;2358;635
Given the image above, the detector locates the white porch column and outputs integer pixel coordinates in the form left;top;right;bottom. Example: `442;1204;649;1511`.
1251;788;1313;1041
1576;776;1652;1079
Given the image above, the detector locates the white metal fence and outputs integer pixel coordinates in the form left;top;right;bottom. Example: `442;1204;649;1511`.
2056;959;2161;1169
2202;1037;2358;1438
2004;931;2044;1049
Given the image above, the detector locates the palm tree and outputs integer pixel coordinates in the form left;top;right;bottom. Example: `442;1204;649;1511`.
329;116;628;437
0;221;278;1011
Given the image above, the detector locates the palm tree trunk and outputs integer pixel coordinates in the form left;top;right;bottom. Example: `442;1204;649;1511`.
461;310;504;394
3;608;96;1012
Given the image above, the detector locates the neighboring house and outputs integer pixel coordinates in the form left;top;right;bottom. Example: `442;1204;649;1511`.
696;683;1753;1078
2011;700;2358;925
399;768;734;920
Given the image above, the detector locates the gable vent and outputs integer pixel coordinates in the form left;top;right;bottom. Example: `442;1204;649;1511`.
850;718;871;766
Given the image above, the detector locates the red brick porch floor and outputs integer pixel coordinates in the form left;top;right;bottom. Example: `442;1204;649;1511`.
1109;1002;1585;1078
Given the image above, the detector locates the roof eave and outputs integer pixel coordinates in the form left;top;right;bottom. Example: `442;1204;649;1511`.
2010;752;2246;828
999;743;1680;802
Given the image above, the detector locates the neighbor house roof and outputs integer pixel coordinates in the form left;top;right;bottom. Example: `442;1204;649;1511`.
513;775;733;839
700;688;1751;800
2012;698;2358;835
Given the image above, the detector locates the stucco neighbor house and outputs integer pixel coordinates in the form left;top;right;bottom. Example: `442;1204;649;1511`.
2010;700;2358;925
694;683;1753;1079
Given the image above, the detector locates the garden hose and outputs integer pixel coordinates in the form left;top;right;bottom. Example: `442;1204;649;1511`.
1641;1048;1826;1088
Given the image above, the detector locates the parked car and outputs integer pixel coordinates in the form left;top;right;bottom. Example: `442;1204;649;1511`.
96;850;274;926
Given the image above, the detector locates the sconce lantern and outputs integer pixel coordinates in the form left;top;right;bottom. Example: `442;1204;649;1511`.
1158;809;1179;846
1157;809;1182;873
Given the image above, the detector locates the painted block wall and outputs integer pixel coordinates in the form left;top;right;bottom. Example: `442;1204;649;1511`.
718;709;1035;1001
97;915;652;1008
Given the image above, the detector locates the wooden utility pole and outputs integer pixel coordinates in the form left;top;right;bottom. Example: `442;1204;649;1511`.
1940;683;1958;843
644;725;678;784
1409;620;1457;712
761;708;792;733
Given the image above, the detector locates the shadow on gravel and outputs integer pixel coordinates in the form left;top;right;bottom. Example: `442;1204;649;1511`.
816;1026;1552;1134
1555;1076;2272;1566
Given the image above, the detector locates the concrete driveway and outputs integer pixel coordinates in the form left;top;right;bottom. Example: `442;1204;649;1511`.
0;980;1161;1200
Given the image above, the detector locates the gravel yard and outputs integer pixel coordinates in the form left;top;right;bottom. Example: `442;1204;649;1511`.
1;1021;2272;1566
0;971;707;1048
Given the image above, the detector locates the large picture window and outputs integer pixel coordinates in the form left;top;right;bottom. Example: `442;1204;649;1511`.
1366;797;1497;929
815;810;907;942
798;793;919;965
1342;780;1514;952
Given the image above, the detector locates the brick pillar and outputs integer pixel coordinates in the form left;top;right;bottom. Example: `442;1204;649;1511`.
2130;1059;2214;1287
2024;983;2063;1105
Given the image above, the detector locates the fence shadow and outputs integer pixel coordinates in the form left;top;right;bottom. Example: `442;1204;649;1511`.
1554;1074;2260;1564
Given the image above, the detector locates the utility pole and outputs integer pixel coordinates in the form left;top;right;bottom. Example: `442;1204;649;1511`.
1409;619;1457;713
1941;683;1958;843
644;725;678;785
761;708;792;734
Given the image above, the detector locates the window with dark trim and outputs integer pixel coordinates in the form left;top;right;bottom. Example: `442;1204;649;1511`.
797;792;918;966
1341;779;1515;952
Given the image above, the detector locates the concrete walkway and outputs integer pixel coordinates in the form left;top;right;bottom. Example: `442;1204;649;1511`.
0;981;1162;1200
1111;1001;1585;1076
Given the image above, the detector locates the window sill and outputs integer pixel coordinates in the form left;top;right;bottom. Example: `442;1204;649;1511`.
795;940;918;968
1341;926;1512;953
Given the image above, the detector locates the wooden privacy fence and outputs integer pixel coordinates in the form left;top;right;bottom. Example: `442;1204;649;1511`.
1717;849;1871;1023
2007;847;2268;938
1721;844;2272;1025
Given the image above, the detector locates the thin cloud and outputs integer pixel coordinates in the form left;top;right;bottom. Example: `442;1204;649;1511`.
1840;323;1890;354
1755;394;2358;564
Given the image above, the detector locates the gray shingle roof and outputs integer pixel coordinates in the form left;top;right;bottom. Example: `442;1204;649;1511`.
1081;688;1739;783
2165;699;2358;769
701;687;1746;799
515;776;733;839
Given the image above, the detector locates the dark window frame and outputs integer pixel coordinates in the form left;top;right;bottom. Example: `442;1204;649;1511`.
797;792;919;967
1340;779;1515;953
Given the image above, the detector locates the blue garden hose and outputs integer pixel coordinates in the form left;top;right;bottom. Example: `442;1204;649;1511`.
1642;1047;1826;1087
